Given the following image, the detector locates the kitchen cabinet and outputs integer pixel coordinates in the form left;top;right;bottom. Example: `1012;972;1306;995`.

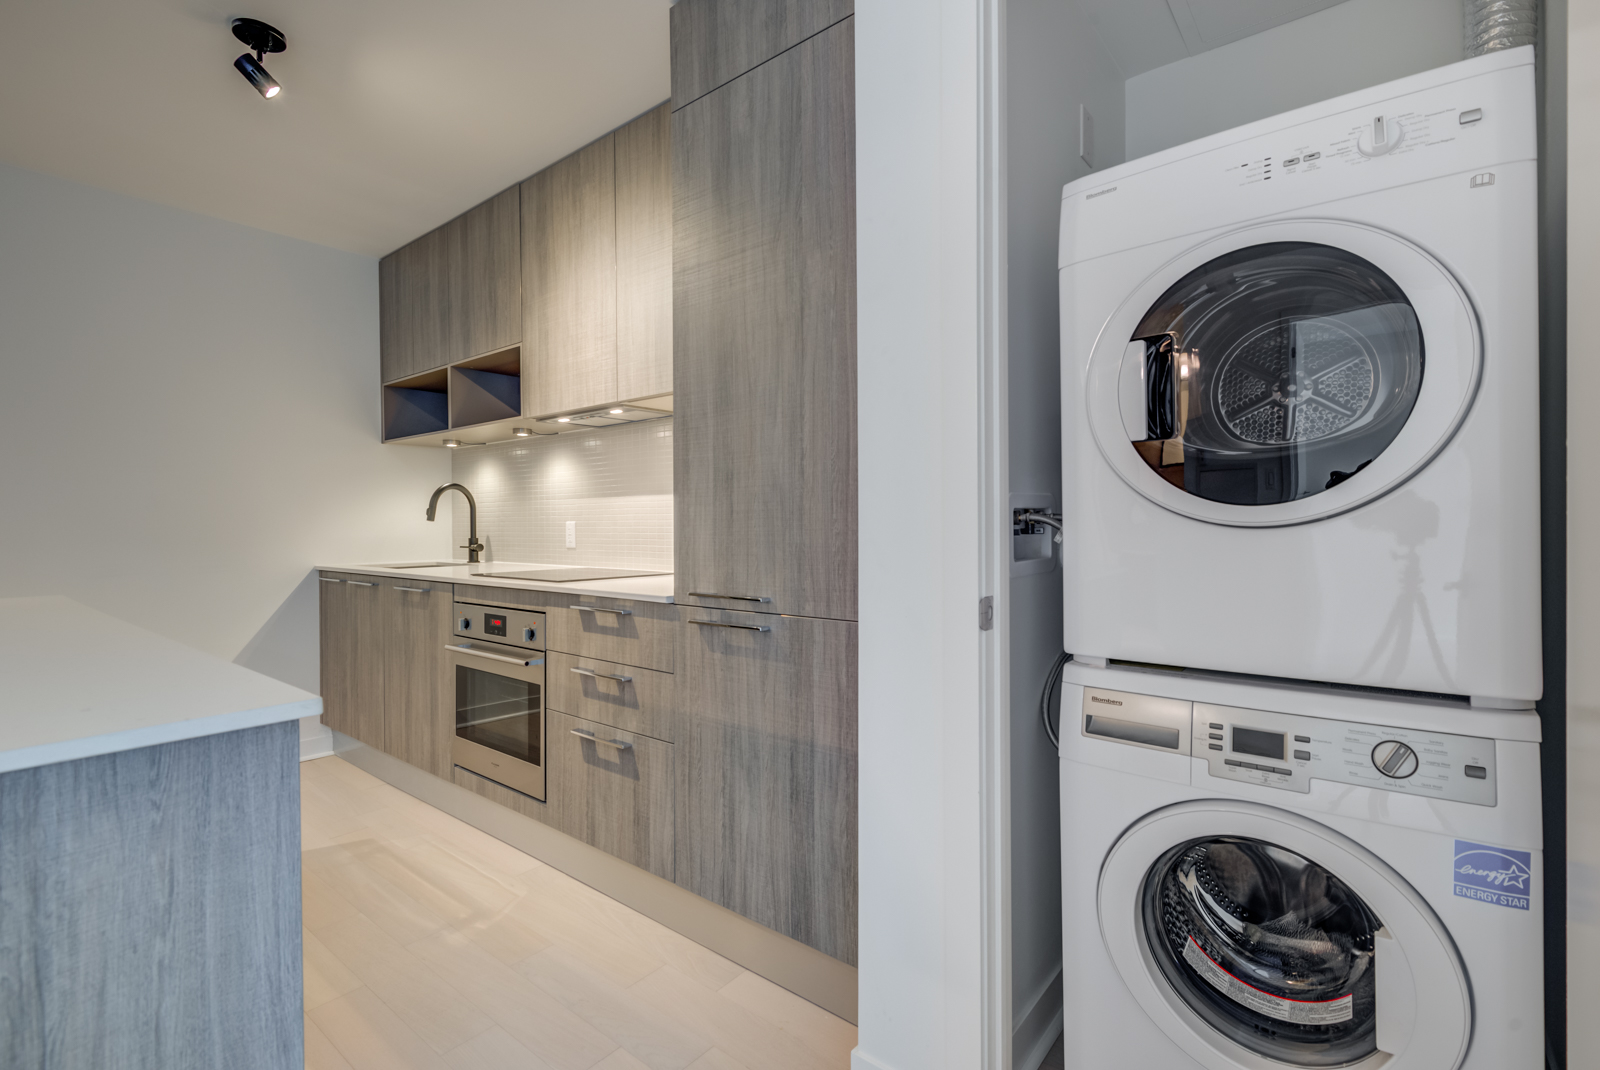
672;18;858;621
676;609;858;964
380;186;521;383
522;105;673;419
548;652;676;743
318;572;450;774
616;103;675;402
670;0;854;109
548;710;676;880
318;573;386;750
381;580;454;778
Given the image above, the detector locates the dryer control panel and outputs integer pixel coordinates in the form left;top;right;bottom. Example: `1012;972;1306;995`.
1191;701;1497;806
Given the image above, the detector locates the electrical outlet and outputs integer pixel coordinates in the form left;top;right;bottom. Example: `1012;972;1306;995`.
565;520;576;549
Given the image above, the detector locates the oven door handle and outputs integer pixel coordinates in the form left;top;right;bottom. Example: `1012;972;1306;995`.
445;643;544;667
569;666;633;683
570;728;633;752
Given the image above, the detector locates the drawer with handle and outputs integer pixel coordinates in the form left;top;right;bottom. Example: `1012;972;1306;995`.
558;597;677;673
548;710;674;880
547;652;676;743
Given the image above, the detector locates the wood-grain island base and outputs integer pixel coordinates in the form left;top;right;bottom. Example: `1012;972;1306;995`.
331;732;858;1024
0;721;302;1069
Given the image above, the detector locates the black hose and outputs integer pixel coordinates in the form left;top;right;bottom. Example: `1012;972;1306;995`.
1040;650;1070;749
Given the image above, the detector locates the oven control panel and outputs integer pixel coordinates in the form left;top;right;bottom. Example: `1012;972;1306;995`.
453;601;545;651
1191;702;1496;806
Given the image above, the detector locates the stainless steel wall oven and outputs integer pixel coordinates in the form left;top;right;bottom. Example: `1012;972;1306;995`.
447;600;546;799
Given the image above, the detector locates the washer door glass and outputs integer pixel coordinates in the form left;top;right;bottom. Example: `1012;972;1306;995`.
1126;242;1423;506
1142;836;1382;1067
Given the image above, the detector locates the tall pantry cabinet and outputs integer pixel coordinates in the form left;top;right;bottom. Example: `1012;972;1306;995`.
670;0;859;966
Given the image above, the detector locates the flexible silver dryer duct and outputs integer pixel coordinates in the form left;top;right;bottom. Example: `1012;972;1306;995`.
1466;0;1538;56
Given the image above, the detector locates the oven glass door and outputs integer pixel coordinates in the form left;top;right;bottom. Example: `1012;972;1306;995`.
454;662;544;797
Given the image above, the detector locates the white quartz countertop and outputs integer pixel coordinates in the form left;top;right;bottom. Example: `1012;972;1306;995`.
0;596;320;774
316;561;676;603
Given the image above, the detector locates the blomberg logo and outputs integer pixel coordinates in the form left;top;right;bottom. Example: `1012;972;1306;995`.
1086;186;1118;200
1090;695;1123;706
1453;840;1532;910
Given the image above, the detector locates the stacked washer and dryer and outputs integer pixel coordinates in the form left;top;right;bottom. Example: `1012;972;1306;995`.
1055;47;1543;1070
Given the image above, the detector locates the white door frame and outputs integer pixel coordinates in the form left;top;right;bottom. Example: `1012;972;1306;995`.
853;0;1012;1067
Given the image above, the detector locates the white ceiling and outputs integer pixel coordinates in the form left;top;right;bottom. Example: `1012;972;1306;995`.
0;0;670;256
1082;0;1353;78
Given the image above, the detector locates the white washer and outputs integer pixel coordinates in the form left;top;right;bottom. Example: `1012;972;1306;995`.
1058;48;1540;705
1059;661;1542;1070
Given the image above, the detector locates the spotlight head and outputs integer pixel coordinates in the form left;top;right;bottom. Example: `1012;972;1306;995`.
234;53;281;98
231;18;285;99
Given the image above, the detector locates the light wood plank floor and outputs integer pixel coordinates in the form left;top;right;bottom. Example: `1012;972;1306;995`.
300;756;857;1070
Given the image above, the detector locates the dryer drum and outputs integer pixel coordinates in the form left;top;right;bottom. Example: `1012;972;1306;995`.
1141;836;1382;1067
1129;242;1424;507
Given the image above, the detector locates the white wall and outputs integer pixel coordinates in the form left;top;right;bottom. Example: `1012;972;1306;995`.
1124;0;1464;159
855;1;990;1067
1004;2;1124;1066
0;163;450;732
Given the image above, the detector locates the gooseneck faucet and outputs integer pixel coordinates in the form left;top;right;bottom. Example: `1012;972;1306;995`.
426;483;484;563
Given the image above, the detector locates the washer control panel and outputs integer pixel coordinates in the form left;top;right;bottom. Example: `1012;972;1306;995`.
1191;701;1497;806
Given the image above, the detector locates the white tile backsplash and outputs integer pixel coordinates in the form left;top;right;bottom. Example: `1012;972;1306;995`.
449;418;674;571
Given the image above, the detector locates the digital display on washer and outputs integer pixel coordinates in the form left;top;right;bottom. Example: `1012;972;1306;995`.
1232;727;1286;760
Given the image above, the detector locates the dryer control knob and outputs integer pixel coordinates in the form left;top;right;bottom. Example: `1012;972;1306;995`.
1371;740;1419;779
1356;115;1405;157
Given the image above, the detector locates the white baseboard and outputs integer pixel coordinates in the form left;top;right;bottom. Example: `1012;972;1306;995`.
298;719;334;762
850;1048;897;1070
1013;967;1064;1070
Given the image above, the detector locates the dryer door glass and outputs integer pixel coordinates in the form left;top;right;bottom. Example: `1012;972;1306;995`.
1127;242;1423;505
1141;836;1382;1066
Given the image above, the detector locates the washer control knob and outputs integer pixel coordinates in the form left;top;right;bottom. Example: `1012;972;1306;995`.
1371;740;1419;779
1356;115;1405;157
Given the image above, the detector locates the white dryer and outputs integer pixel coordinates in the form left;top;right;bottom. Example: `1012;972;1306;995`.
1058;48;1540;705
1058;661;1542;1070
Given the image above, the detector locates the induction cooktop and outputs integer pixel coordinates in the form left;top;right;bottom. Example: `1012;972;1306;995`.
474;567;670;583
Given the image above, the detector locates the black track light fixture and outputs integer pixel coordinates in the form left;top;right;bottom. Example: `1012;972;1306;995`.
231;18;285;99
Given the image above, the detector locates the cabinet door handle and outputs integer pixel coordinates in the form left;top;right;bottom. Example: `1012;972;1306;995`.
569;604;633;616
445;643;542;666
394;586;431;593
570;666;633;683
346;580;378;587
570;728;633;752
689;619;771;633
687;592;771;603
319;577;344;584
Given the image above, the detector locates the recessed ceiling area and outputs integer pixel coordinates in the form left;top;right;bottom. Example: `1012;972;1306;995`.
0;0;669;256
1082;0;1354;78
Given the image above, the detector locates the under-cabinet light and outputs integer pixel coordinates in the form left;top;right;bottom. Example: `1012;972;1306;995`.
609;408;624;414
556;417;571;423
443;439;463;448
512;428;532;437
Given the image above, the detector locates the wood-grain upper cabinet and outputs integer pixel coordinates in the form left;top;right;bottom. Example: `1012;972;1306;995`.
380;187;521;383
670;0;854;108
672;20;858;621
676;609;857;963
522;104;673;419
615;103;675;402
318;573;386;750
523;134;618;415
381;580;453;778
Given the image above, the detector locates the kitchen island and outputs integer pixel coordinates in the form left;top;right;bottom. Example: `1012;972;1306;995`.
0;596;317;1069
